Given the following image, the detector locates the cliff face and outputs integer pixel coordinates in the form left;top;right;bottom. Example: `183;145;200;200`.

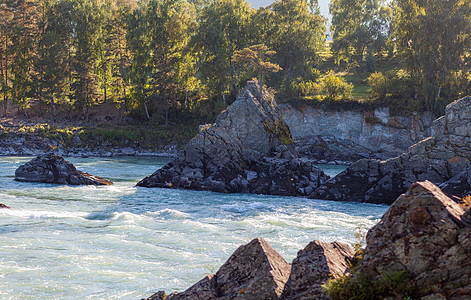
310;96;471;204
137;82;329;196
282;105;433;163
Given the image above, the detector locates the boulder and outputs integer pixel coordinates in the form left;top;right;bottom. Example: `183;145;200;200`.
0;203;10;209
147;238;292;300
15;153;113;185
358;181;471;298
281;241;354;300
138;82;329;196
310;96;471;204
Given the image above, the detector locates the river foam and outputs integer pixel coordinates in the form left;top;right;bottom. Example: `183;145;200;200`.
0;157;387;299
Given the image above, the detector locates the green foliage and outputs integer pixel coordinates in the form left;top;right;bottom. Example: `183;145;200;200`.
263;119;294;146
330;0;389;72
393;0;471;114
367;72;388;99
321;71;353;101
289;79;323;97
324;269;415;300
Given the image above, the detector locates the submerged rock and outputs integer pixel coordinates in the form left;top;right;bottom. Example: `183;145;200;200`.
138;82;328;196
15;153;113;185
310;96;471;204
146;238;354;300
357;181;471;298
0;203;11;209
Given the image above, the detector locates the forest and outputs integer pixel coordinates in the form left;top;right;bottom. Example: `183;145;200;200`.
0;0;470;131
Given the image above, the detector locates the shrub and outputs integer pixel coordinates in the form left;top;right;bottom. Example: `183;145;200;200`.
322;71;353;101
290;79;323;96
368;72;389;99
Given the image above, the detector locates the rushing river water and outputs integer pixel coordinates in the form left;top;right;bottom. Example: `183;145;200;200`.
0;156;387;299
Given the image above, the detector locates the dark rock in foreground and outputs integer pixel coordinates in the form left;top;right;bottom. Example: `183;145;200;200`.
310;96;471;204
15;153;113;185
146;238;353;300
138;82;329;196
357;181;471;298
0;203;11;209
281;241;353;300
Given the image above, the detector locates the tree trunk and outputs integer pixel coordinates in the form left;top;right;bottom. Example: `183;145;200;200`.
164;99;169;127
144;101;151;121
50;94;55;124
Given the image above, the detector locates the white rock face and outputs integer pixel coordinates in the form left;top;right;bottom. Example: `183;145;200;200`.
281;104;434;162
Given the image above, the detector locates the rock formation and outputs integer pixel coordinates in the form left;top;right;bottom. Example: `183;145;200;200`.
282;105;433;163
145;238;353;300
15;153;113;185
310;96;471;204
138;82;329;196
356;181;471;299
281;241;354;300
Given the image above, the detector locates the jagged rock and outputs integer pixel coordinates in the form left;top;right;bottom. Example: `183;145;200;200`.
310;96;471;204
359;181;471;298
0;203;11;209
281;241;354;300
15;153;113;185
138;82;329;196
148;238;292;300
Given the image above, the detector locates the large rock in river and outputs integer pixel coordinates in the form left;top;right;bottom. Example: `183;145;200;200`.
15;153;113;185
356;181;471;298
138;82;328;196
310;96;471;204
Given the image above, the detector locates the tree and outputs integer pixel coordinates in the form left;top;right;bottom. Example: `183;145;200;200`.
192;0;253;97
127;0;196;125
32;0;72;122
233;44;281;93
8;0;39;116
393;0;471;113
269;0;326;81
70;0;102;122
330;0;389;72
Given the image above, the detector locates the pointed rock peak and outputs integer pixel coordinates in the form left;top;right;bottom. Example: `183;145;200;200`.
386;180;466;225
216;237;291;299
282;240;353;300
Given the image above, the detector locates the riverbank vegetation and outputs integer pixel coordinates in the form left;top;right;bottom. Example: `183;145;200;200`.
0;0;470;146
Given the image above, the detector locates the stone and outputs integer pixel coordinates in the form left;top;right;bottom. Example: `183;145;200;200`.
281;104;433;163
138;82;329;196
281;241;354;300
310;96;471;204
149;238;292;300
15;153;113;185
358;181;471;299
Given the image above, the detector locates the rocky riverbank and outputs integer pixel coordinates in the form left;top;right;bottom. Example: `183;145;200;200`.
310;96;471;204
145;181;471;299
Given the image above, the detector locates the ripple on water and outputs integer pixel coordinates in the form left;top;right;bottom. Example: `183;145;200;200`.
0;156;387;299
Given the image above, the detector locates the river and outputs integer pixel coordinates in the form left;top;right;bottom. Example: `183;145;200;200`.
0;156;387;299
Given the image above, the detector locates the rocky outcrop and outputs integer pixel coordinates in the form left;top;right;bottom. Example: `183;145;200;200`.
310;96;471;204
146;238;354;300
137;82;329;196
15;153;113;185
281;241;354;300
282;105;433;163
355;181;471;299
148;238;292;300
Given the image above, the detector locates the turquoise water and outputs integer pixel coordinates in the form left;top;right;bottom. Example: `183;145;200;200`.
0;157;387;299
